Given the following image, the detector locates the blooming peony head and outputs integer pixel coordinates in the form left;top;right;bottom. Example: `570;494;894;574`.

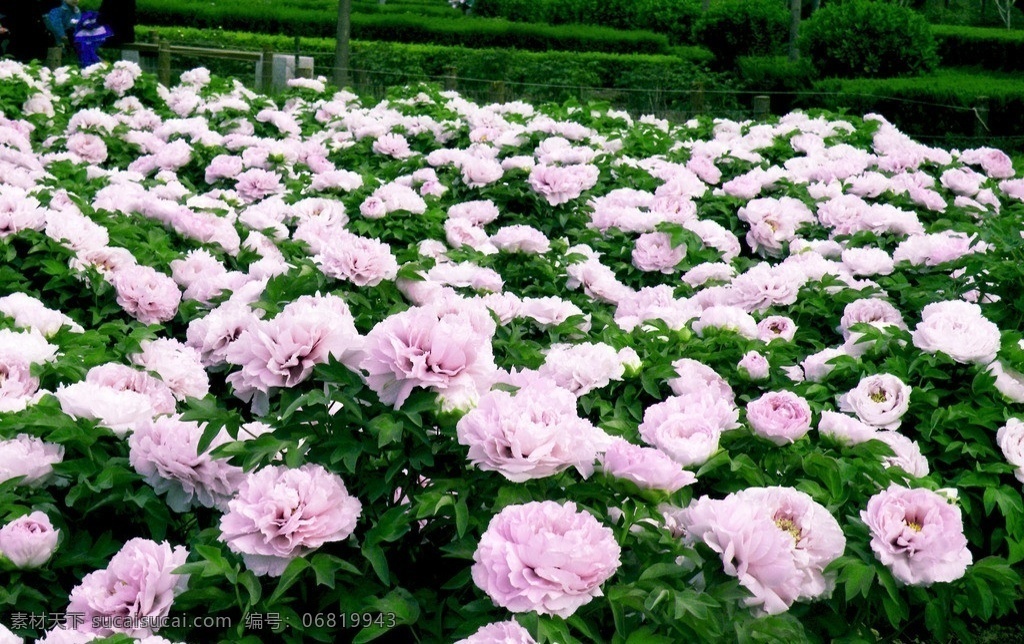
219;463;362;576
0;511;60;569
471;500;620;618
861;485;972;586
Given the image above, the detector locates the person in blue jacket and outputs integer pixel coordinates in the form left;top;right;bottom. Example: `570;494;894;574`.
43;0;81;49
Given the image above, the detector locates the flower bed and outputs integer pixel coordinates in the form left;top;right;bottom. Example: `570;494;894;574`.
0;59;1023;643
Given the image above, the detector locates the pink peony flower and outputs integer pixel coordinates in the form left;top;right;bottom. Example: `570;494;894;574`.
958;146;1014;179
55;380;166;437
471;500;620;618
0;511;60;568
225;295;364;411
132;339;209;401
839;298;906;340
667;358;735;401
638;394;736;466
527;163;600;206
85;363;177;416
360;305;497;409
911;300;1001;365
66;538;189;637
838;374;911;429
0;434;64;487
129;415;246;512
456;620;537;644
996;418;1024;483
185;303;260;367
108;265;182;325
757;315;798;342
219;463;362;576
537;342;624;396
600;438;697;492
817;411;878;445
875;431;930;477
490;225;550;254
447;200;500;225
234;168;284;203
692;306;759;339
679;486;845;615
66;133;108;165
631;232;686;273
314;232;399;287
746;391;813;445
861;485;972;586
738;350;770;380
456;377;607;481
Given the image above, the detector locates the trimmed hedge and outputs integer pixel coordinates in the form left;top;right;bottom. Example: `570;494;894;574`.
932;24;1024;72
135;0;671;54
134;25;723;114
692;0;790;68
809;71;1024;150
472;0;703;45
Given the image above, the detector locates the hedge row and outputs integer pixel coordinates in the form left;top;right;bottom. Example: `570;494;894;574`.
931;24;1024;72
810;70;1024;151
135;0;671;54
135;25;721;113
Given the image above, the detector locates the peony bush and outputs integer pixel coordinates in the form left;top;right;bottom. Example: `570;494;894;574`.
0;57;1023;643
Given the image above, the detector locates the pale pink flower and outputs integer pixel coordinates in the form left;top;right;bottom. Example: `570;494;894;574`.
841;247;894;277
692;306;759;339
959;147;1014;179
445;218;497;254
861;485;971;586
54;381;165;437
0;434;63;487
893;232;981;267
631;232;686;273
537;342;624;396
490;225;550;254
361;305;496;409
518;296;587;329
737;197;814;257
456;377;606;481
757;316;797;342
456;620;537;644
66;538;189;637
912;300;1001;364
448;200;500;225
875;431;930;477
460;157;504;188
817;411;878;445
996;418;1024;483
0;354;41;413
472;500;620;618
528;163;600;206
132;339;209;401
66;133;108;164
234;168;284;203
614;285;700;332
839;298;906;340
801;347;847;383
667;358;735;402
940;167;985;196
838;374;911;429
315;232;399;287
371;182;427;215
738;351;770;380
988;361;1024;404
85;363;177;416
309;169;364;192
0;511;59;569
219;464;362;576
372;132;413;159
129;415;245;512
729;263;804;314
638;395;733;466
108;265;181;325
599;439;696;492
0;292;82;336
226;296;364;409
746;391;812;445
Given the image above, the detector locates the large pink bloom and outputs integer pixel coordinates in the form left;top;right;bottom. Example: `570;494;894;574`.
108;265;182;325
527;163;599;206
456;376;607;482
219;463;362;577
746;391;813;445
678;486;845;615
861;485;972;586
66;538;189;637
226;295;364;411
128;415;245;512
361;305;497;409
471;501;620;618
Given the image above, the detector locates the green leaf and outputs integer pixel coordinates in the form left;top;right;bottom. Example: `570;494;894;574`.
267;557;310;605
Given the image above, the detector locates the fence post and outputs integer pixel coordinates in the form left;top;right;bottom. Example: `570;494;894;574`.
261;46;274;93
157;38;171;87
753;95;771;121
691;81;706;116
45;47;62;70
974;96;990;137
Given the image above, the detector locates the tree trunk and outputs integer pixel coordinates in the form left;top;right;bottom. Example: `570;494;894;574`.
789;0;801;61
333;0;352;89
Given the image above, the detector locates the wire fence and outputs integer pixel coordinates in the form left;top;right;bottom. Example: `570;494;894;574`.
143;44;1024;152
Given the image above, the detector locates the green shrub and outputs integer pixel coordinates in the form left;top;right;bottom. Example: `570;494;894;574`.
800;0;938;78
737;55;815;114
473;0;702;45
931;24;1024;72
809;70;1024;151
135;0;671;54
692;0;790;68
